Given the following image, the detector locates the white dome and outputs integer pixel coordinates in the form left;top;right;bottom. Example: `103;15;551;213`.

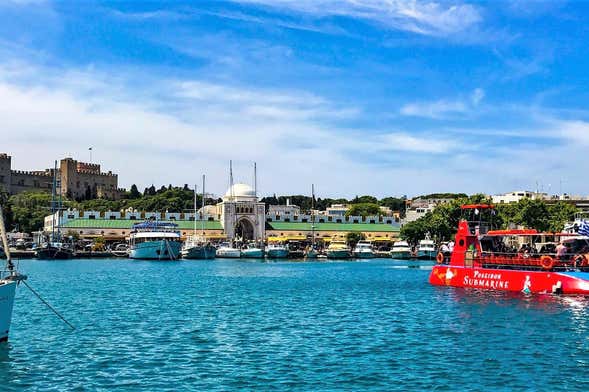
224;183;256;199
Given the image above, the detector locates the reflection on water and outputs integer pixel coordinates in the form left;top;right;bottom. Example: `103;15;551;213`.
0;258;587;391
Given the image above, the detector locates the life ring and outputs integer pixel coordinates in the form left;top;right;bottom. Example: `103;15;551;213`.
540;255;554;270
436;252;444;264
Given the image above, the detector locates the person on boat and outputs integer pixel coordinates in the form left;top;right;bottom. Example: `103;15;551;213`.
556;242;567;260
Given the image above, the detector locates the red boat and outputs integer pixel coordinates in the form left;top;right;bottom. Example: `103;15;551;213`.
429;204;589;295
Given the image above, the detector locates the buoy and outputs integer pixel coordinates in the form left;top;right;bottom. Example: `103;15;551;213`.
540;255;554;270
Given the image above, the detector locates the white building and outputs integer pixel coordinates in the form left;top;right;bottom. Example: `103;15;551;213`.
325;204;349;216
218;183;266;241
491;191;547;204
268;199;301;217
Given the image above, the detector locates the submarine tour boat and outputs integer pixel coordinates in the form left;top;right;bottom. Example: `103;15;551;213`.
430;204;589;295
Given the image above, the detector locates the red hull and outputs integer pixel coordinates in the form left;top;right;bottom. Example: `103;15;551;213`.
430;265;589;295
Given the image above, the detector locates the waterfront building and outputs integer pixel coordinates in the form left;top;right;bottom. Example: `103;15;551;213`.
218;183;266;242
0;153;120;200
267;199;301;217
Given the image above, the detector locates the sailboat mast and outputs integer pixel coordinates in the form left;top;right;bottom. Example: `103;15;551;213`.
201;174;205;235
193;184;197;236
0;203;14;272
311;183;315;246
254;162;257;198
229;160;234;201
51;160;57;242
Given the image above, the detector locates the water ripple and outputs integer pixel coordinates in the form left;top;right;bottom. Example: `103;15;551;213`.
0;258;587;390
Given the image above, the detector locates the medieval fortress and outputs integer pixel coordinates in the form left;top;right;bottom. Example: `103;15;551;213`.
0;153;119;200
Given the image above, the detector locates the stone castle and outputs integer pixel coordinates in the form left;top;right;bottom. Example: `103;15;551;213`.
0;153;120;200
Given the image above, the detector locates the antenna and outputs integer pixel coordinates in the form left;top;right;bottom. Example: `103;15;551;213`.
193;183;197;236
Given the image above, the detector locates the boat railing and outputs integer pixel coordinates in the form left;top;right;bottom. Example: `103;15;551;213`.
439;249;588;271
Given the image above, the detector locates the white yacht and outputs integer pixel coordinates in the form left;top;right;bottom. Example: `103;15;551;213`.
241;243;264;258
417;238;436;260
265;243;289;259
353;241;375;259
129;221;182;260
390;241;412;260
216;242;241;258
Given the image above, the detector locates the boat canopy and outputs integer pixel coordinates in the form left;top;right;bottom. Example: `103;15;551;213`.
484;229;580;237
133;221;178;229
461;204;494;210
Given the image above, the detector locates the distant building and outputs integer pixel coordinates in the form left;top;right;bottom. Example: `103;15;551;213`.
325;204;349;217
268;199;301;218
0;153;120;200
491;190;547;204
402;197;453;224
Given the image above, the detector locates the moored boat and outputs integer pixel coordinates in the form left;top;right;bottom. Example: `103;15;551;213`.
0;201;27;342
390;241;412;260
353;241;375;259
129;221;182;260
430;204;589;295
416;238;436;260
216;242;241;258
265;243;289;259
181;175;216;260
326;239;351;259
36;242;74;260
241;243;264;258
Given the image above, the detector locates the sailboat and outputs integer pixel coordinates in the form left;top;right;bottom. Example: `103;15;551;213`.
305;184;319;259
36;160;73;259
0;202;27;342
181;176;216;260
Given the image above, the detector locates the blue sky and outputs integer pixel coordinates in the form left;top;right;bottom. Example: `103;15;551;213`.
2;0;589;198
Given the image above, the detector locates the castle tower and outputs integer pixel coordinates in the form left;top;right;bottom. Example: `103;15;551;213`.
0;153;12;194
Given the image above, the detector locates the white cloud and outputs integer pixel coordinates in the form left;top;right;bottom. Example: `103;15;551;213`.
232;0;482;36
400;88;484;119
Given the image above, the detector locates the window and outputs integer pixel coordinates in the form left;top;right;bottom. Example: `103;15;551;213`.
267;218;273;222
370;220;375;224
130;216;136;220
284;218;290;222
301;219;308;223
353;220;358;223
68;215;75;219
336;219;342;223
208;217;214;221
89;215;96;220
110;216;116;220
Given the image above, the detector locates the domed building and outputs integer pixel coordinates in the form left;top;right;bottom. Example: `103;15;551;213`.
219;183;266;242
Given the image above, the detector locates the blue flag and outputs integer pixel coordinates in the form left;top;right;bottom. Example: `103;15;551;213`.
579;220;589;237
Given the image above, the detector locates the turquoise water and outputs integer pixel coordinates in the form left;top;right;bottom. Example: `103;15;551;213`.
1;258;589;391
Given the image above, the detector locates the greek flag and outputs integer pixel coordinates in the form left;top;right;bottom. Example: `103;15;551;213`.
579;220;589;237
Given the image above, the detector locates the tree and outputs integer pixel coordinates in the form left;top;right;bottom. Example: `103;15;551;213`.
346;232;365;247
547;202;578;232
129;184;141;199
346;203;381;217
352;195;378;204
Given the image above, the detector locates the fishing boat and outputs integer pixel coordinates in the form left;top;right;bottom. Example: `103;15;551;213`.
353;241;375;259
129;221;182;260
390;240;412;260
430;204;589;295
416;237;436;260
216;242;241;258
326;239;351;259
241;243;264;258
265;243;289;259
305;184;319;259
181;175;216;260
0;202;27;342
37;160;73;260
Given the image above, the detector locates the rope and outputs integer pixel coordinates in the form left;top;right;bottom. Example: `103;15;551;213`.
22;280;76;330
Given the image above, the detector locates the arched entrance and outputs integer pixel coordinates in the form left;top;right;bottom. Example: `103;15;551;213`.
235;218;255;241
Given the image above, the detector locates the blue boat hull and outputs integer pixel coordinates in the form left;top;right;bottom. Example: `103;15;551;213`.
0;281;16;342
130;240;182;260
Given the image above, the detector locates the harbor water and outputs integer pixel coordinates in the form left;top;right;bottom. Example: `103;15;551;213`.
1;258;589;391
